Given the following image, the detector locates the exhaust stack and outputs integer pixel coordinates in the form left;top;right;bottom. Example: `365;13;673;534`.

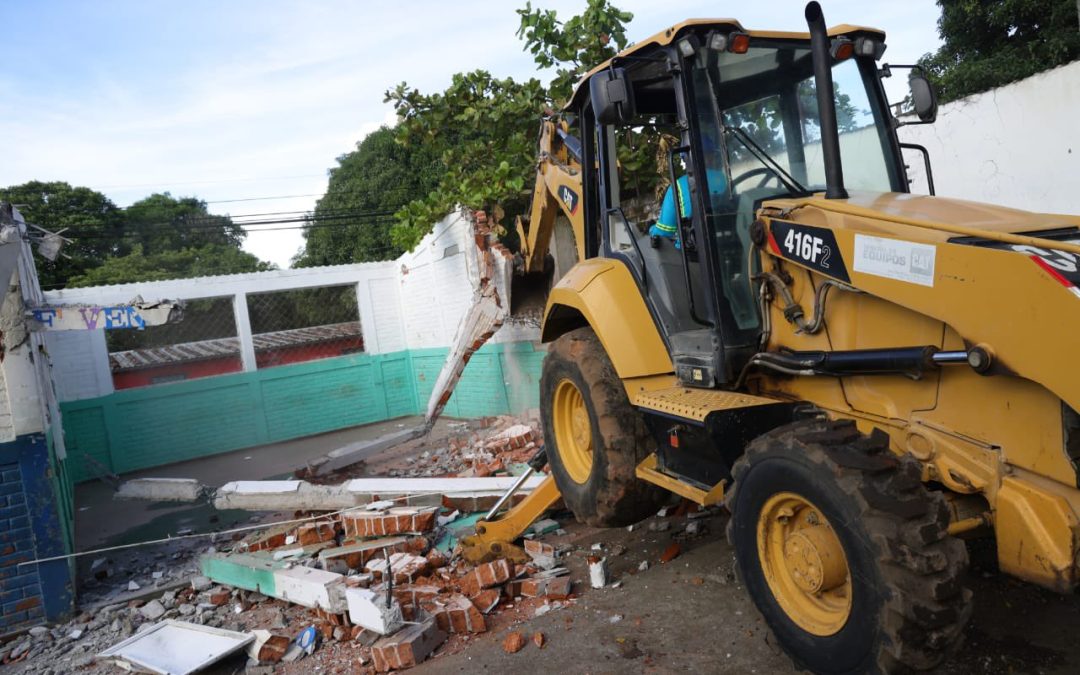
805;2;848;200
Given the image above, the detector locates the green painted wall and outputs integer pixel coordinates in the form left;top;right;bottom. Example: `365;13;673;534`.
61;342;545;483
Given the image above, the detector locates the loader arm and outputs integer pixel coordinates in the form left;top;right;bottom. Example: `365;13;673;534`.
515;118;588;274
459;475;562;564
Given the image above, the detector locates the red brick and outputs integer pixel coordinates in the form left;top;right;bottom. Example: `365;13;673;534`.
256;635;290;663
392;585;442;607
342;508;437;538
523;540;554;558
423;595;486;634
460;558;512;596
519;575;571;598
503;631;526;654
296;522;336;546
208;590;231;606
371;618;446;671
470;589;500;614
14;596;40;611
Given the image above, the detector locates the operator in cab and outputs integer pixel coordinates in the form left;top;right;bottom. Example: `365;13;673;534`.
649;134;728;248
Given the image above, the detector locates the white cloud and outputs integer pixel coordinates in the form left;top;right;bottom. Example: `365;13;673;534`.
1;1;943;268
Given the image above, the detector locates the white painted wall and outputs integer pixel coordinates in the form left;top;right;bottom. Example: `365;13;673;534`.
0;207;65;454
898;60;1080;213
45;209;539;403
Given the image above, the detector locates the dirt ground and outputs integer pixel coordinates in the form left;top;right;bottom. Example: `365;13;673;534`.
31;416;1080;674
405;512;1080;675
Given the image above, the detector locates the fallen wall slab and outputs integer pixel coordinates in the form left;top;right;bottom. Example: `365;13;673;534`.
115;477;206;502
212;476;546;511
301;426;425;477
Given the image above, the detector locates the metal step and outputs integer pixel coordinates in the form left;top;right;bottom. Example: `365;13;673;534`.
635;453;725;506
631;386;781;422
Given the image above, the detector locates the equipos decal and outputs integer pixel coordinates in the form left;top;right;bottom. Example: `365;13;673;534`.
767;220;850;283
852;234;937;287
558;185;579;215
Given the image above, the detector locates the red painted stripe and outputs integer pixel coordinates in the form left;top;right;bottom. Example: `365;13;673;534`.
767;229;782;255
1030;255;1076;288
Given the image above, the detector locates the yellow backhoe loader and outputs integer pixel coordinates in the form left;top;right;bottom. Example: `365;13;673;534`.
463;3;1080;672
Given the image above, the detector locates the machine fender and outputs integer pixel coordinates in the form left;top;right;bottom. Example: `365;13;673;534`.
541;258;673;380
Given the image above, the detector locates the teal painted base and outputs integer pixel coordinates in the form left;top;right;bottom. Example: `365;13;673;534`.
61;342;546;483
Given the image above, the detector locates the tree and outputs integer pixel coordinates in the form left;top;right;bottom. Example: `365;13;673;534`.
0;181;126;289
295;126;440;266
67;244;272;288
122;192;246;254
919;0;1080;103
0;183;273;288
384;0;633;249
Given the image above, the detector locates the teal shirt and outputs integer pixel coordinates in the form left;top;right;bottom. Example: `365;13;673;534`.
652;169;728;238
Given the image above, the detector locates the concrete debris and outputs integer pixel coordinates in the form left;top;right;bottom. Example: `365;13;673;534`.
588;557;609;589
422;210;511;434
346;588;404;635
302;426;426;477
3;412;597;675
115;477;206;502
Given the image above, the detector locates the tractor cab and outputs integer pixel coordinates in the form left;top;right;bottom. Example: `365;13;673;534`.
571;18;925;388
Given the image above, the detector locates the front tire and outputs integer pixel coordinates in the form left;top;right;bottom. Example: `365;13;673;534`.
725;418;971;674
540;327;663;526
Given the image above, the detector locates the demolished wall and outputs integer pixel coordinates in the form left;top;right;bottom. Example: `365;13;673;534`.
48;210;544;482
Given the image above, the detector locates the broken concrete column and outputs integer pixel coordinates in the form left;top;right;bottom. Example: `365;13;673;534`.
115;478;205;502
273;566;348;613
302;427;425;477
346;587;404;635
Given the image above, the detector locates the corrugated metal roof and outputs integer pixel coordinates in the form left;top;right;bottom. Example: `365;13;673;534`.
109;321;362;372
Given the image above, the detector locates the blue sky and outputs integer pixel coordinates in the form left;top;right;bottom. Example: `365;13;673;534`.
0;1;943;267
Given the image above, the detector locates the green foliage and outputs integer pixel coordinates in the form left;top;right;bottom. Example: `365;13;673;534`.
123;192;246;254
1;182;272;288
383;0;633;248
67;243;272;288
294;127;441;266
919;0;1080;103
0;181;126;289
384;71;547;248
516;0;634;104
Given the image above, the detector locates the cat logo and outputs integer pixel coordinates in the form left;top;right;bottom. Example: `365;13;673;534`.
558;185;579;215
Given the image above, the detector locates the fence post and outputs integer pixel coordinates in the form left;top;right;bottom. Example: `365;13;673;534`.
232;293;257;372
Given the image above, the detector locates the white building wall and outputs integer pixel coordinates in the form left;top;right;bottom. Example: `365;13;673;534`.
44;209;540;404
898;60;1080;212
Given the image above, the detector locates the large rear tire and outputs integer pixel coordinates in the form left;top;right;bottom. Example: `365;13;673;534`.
725;418;971;674
540;327;664;526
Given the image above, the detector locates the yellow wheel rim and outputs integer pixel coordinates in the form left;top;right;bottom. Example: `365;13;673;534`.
757;492;852;636
552;378;593;484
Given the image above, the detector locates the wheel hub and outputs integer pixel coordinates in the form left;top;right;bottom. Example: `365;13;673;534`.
757;492;852;636
552;378;593;484
782;525;847;594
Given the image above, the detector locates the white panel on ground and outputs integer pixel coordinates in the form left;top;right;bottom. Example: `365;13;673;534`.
97;621;254;675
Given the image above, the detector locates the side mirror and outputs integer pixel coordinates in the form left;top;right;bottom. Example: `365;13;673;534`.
909;73;938;123
590;68;636;125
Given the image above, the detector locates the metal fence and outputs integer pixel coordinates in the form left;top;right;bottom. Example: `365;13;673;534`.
104;284;363;389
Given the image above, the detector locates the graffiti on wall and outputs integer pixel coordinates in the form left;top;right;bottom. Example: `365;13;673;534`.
28;301;181;331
